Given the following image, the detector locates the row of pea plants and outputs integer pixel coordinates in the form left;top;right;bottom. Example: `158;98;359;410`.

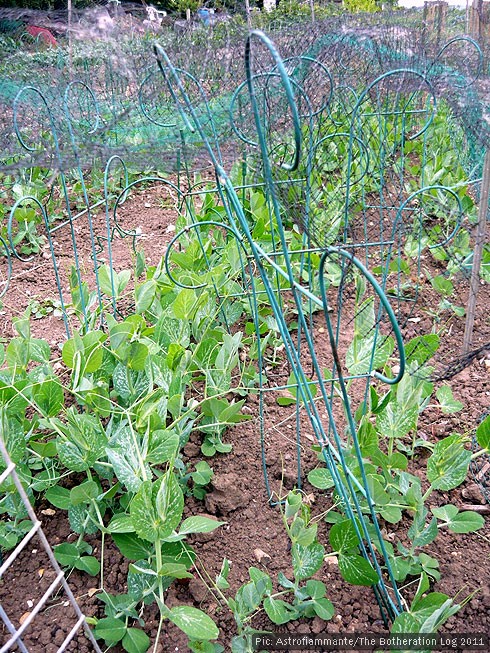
0;185;488;653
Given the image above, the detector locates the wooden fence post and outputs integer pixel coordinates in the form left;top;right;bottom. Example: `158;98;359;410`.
463;149;490;353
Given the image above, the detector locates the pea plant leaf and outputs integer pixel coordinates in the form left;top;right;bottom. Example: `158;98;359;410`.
94;617;127;646
112;533;153;560
337;553;379;586
432;505;484;533
122;628;150;653
307;467;335;490
178;516;225;536
476;414;490;450
435;386;463;414
427;434;471;491
130;481;159;543
263;597;298;625
155;471;185;539
107;446;144;493
346;298;394;375
405;334;440;366
329;519;359;553
54;542;100;576
32;379;64;417
431;275;453;297
167;606;219;641
56;411;107;471
312;597;335;620
98;264;131;299
292;541;325;581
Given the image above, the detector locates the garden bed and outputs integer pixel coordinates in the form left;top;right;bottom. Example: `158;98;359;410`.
0;184;489;653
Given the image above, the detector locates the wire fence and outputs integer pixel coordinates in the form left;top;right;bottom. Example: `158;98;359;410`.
0;437;102;653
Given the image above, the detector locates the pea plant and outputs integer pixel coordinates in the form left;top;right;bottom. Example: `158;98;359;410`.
205;490;335;653
306;312;489;635
0;223;261;652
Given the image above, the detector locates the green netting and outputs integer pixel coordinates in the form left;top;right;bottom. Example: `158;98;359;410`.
0;7;489;626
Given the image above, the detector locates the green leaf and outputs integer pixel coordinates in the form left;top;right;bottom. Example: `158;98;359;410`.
107;446;144;493
277;572;295;590
128;342;149;371
30;338;51;364
173;289;197;320
284;491;303;519
329;520;359;553
248;567;272;594
45;486;71;510
122;628;150;653
412;572;431;610
94;617;126;645
432;505;484;533
168;606;219;641
130;481;159;543
431;275;453;296
135;280;157;314
231;636;252;653
337;554;379;586
179;516;225;536
346;333;394;376
62;331;105;373
112;533;152;560
305;579;326;599
130;474;185;543
127;561;158;601
76;555;100;576
376;402;419;442
57;440;89;472
159;563;193;579
447;511;485;534
427;434;471;491
312;597;335;620
410;516;438;548
70;480;99;506
390;611;421;636
107;513;134;534
431;504;459;522
68;503;98;535
307;467;334;489
191;461;213;486
155;471;185;539
292;542;325;581
235;581;262;615
476;414;490;450
276;395;296;406
146;429;180;465
357;417;379;455
419;597;460;632
167;343;185;371
263;597;298;625
54;542;80;567
291;520;318;547
436;386;463;414
32;379;64;417
99;265;131;299
405;334;439;366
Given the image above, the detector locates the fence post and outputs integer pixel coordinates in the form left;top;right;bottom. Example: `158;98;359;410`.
67;0;72;77
245;0;252;29
463;148;490;353
424;1;448;47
